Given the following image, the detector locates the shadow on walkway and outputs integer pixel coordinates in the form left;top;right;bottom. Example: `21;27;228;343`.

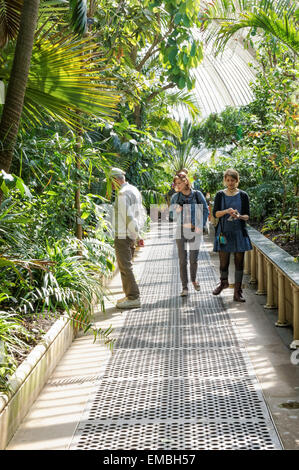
6;223;299;450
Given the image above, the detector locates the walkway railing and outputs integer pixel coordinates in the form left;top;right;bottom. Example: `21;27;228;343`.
244;226;299;350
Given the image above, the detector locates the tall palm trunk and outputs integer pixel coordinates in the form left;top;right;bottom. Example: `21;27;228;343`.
0;0;40;175
75;123;83;248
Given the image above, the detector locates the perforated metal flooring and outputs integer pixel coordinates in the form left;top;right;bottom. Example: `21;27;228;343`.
70;224;282;450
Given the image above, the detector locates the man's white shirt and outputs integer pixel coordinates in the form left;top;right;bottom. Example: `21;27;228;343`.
114;182;146;240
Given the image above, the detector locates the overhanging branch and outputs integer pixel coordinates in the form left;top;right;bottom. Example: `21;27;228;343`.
145;82;176;103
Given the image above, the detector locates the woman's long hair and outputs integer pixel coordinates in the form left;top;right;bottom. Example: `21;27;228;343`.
173;173;192;191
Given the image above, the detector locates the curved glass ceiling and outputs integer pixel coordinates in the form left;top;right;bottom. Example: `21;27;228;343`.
174;39;258;162
192;41;257;119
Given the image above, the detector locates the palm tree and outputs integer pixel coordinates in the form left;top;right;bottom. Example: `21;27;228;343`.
145;89;201;140
201;0;298;55
167;119;202;174
2;35;119;130
0;1;88;48
0;1;119;176
0;0;40;174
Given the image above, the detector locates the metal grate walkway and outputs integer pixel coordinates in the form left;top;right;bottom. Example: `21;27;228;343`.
70;224;282;450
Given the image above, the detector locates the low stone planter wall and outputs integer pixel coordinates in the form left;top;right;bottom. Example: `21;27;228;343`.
0;313;75;450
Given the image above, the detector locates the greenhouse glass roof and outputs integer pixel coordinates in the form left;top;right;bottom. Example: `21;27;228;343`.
192;41;257;118
174;38;258;162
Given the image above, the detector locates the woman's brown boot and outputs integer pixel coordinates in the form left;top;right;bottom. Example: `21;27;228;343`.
233;282;246;302
212;279;229;295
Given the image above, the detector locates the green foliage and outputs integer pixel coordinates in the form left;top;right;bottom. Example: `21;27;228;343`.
165;119;202;174
0;162;117;376
68;0;88;36
192;107;252;150
0;191;115;312
0;173;117;390
0;0;22;48
0;35;120;132
201;0;299;55
194;38;298;242
0;307;35;392
90;0;202;132
216;9;299;55
95;0;203;90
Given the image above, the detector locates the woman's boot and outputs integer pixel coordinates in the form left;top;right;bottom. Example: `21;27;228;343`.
233;282;246;302
212;279;229;295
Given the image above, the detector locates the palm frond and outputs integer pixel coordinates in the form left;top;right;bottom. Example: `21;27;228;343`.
215;9;299;54
69;0;87;36
148;116;182;139
0;0;90;49
165;118;203;173
201;0;298;54
3;35;120;130
0;0;22;48
168;138;199;173
164;90;201;121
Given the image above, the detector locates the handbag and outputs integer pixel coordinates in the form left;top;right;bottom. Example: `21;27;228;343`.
217;232;227;245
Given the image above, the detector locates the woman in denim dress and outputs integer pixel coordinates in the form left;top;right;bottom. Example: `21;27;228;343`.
212;169;252;302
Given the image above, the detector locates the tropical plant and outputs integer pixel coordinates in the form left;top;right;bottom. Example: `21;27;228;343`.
0;0;89;49
201;0;299;55
92;0;204;128
0;0;40;175
0;1;120;179
165;119;202;174
192;106;252;151
0;0;23;48
0;306;35;392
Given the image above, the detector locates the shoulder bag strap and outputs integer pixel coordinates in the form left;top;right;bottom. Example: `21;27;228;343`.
219;191;226;233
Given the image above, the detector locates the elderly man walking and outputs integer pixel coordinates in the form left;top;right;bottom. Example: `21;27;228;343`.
110;168;145;309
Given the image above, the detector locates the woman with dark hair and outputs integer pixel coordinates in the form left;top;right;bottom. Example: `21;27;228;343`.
170;173;209;296
212;168;252;302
